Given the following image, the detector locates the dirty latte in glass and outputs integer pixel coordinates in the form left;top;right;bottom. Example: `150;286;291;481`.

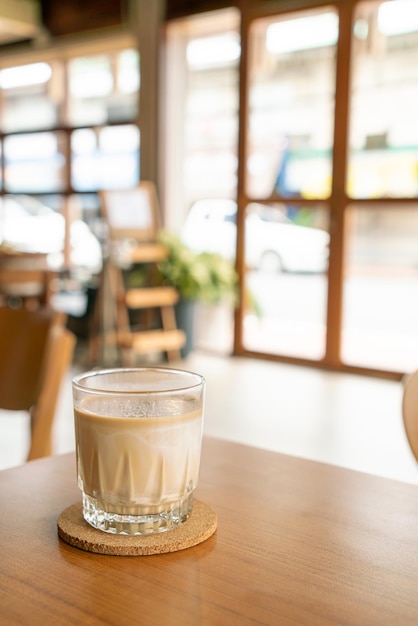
72;368;205;535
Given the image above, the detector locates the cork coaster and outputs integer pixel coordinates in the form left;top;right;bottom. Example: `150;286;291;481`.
57;500;217;556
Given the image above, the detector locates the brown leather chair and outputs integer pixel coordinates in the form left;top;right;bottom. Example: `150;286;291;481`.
0;307;76;461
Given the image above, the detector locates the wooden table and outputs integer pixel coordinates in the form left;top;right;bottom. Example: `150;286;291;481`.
1;437;418;625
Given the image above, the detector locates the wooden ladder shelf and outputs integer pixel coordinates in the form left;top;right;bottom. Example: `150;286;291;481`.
92;183;186;365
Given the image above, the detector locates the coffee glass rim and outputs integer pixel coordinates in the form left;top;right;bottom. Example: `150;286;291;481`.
72;366;205;396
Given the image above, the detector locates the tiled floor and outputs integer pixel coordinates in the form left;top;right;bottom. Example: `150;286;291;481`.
1;348;418;485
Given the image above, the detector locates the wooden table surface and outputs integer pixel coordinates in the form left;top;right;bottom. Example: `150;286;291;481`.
1;437;418;625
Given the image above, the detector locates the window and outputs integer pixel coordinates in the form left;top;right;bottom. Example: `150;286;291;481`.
0;62;60;132
4;132;67;193
164;9;240;231
0;40;140;275
247;10;336;199
71;125;140;191
348;1;418;198
165;1;418;378
67;50;139;125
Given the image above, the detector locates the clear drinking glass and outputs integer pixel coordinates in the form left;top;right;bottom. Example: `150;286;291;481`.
72;367;205;535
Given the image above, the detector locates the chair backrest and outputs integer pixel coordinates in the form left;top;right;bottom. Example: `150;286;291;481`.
0;252;56;308
402;370;418;462
0;307;76;461
99;181;160;242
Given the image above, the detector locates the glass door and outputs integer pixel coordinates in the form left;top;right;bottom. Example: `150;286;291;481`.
240;8;335;361
164;1;418;377
341;0;418;373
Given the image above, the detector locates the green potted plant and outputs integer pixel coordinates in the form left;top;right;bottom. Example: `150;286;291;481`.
155;231;238;356
156;231;238;303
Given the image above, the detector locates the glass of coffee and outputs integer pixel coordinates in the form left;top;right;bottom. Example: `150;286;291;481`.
72;367;205;535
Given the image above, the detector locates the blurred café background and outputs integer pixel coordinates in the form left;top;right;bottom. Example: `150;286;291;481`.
1;0;418;479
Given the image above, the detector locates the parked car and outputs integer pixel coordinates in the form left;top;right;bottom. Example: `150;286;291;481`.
0;195;102;277
181;199;329;273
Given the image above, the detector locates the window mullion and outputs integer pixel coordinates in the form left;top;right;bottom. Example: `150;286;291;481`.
324;0;355;368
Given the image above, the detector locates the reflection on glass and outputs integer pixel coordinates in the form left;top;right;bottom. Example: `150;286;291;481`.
71;125;140;191
68;51;139;125
242;204;329;360
247;9;337;199
0;62;59;132
349;1;418;198
4;133;66;192
342;204;418;371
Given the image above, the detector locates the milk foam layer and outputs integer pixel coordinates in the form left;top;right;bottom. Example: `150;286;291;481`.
75;397;203;515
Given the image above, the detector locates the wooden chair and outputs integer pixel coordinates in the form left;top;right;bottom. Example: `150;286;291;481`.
402;370;418;462
0;307;76;461
95;182;185;365
0;252;56;309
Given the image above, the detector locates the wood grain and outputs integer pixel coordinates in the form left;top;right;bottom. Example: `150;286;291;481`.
1;437;418;625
